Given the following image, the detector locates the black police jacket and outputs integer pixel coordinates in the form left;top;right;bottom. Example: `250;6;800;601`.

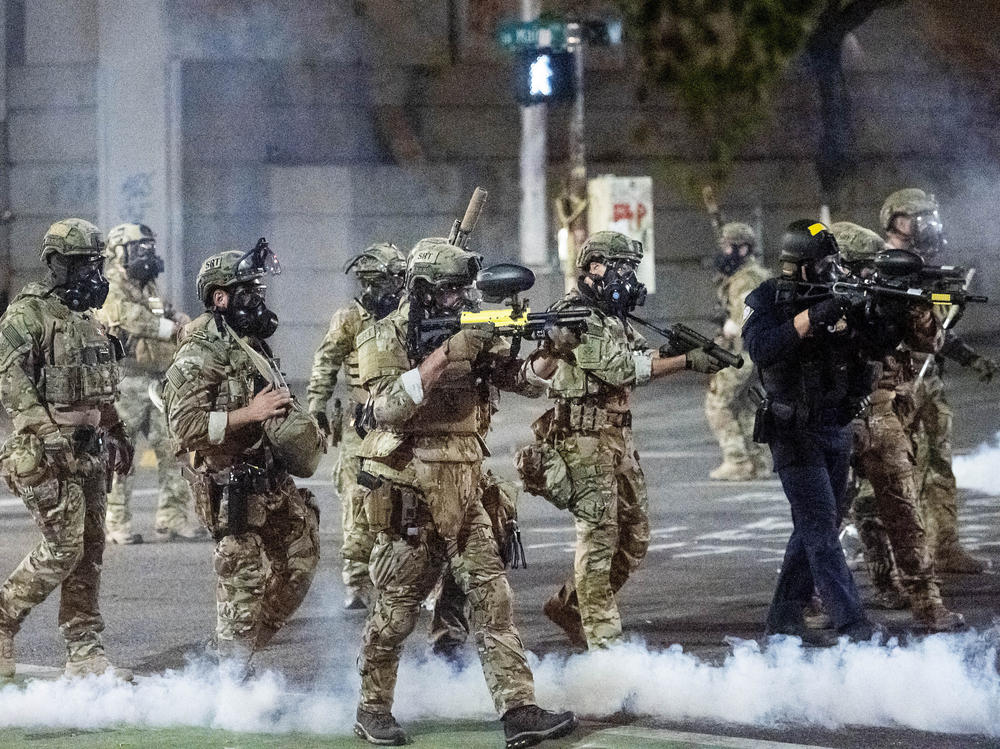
742;278;900;464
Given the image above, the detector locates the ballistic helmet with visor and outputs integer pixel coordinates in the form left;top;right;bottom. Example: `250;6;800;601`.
196;237;281;306
107;223;155;257
879;188;939;232
575;230;643;270
40;218;105;262
344;242;406;281
405;237;482;292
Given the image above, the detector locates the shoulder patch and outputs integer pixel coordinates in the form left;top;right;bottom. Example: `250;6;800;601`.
0;322;26;350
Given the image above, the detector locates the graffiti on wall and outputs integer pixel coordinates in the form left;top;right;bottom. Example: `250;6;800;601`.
118;172;153;223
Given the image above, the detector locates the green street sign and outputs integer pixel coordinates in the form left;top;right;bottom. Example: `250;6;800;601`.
496;20;570;52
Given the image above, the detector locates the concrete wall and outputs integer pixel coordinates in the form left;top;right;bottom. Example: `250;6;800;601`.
5;1;999;385
5;0;99;293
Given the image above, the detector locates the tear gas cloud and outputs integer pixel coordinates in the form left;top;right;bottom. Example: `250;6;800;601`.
2;633;999;738
954;430;1000;494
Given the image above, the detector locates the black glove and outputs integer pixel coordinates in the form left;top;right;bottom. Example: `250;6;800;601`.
808;298;849;328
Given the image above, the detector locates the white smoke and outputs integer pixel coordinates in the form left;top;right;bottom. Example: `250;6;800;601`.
2;632;999;737
954;431;1000;494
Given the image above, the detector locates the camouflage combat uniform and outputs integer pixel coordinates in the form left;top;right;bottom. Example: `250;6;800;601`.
705;257;771;479
307;298;374;597
354;302;540;717
98;260;193;537
851;309;963;629
163;312;320;649
525;291;652;650
0;282;124;665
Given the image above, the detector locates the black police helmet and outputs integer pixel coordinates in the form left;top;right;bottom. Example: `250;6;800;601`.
779;220;839;266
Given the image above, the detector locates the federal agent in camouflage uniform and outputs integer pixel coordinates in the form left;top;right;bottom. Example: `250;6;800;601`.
163;243;321;669
517;231;722;650
881;189;993;573
706;222;772;480
833;221;964;631
97;223;203;544
353;237;576;747
307;242;405;609
0;219;134;680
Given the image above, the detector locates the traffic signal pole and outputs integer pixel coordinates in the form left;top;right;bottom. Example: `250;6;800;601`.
519;0;549;269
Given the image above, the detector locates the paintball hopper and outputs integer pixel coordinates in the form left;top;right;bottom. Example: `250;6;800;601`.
476;263;535;303
875;249;967;281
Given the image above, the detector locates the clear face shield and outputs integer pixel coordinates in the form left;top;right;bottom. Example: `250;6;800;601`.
434;280;482;314
911;211;946;257
235;237;282;283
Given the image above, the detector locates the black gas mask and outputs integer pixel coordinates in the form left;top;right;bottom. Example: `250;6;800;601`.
582;258;647;316
225;281;278;339
48;254;110;311
714;243;750;276
430;281;481;317
804;253;848;284
359;274;404;319
123;239;165;284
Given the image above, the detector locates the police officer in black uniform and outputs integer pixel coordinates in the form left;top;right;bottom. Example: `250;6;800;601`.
743;220;881;641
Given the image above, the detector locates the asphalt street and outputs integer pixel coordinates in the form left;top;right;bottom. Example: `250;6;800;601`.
2;365;1000;748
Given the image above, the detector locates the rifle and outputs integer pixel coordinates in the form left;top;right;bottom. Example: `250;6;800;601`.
873;249;978;294
412;263;592;359
627;314;745;370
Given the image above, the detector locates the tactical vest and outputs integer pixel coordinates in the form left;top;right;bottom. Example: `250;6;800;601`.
31;294;120;407
547;303;635;409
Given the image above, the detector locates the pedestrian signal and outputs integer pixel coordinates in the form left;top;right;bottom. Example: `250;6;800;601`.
514;49;573;105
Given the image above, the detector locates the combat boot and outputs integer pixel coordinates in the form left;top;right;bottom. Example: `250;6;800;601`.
502;704;577;748
353;707;408;746
106;527;143;545
909;582;966;632
0;630;14;678
709;460;756;481
216;637;255;680
64;654;134;681
866;586;909;610
542;597;586;648
935;545;989;574
154;521;208;542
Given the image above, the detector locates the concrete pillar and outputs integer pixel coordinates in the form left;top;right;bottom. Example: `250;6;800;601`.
96;0;182;303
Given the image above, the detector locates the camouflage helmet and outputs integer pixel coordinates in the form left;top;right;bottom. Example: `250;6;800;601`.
106;222;154;258
196;250;263;306
879;188;939;232
344;242;406;280
405;237;482;291
720;222;757;250
40;218;105;262
576;230;644;270
830;221;885;266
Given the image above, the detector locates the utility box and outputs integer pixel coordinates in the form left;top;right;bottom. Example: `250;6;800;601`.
587;175;656;293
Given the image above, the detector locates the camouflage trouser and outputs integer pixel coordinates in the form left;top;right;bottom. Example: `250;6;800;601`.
912;373;961;555
0;452;109;661
106;374;192;533
214;475;320;643
852;401;939;600
426;471;517;652
548;427;651;649
358;459;534;716
704;358;765;466
334;422;370;593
